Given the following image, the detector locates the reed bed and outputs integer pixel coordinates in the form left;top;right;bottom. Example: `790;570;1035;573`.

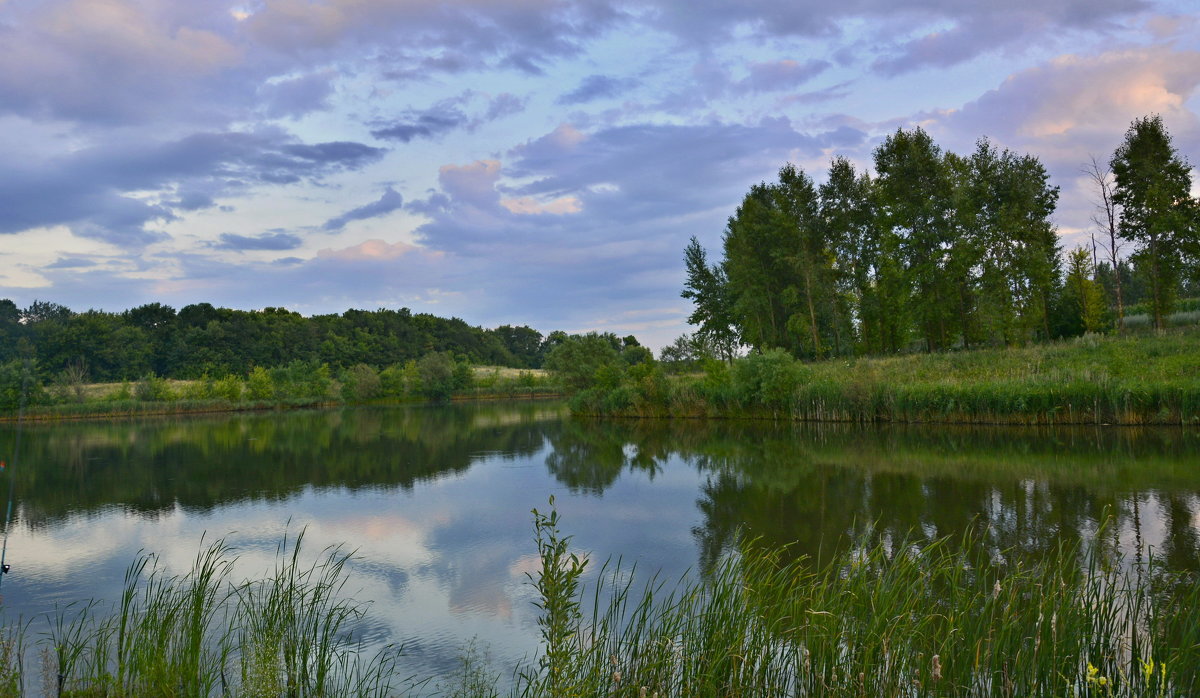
520;508;1200;698
0;532;402;697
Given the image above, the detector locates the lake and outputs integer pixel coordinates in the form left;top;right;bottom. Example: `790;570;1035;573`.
2;400;1199;687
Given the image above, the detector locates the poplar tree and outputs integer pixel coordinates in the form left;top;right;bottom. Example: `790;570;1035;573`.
873;128;955;351
1111;115;1195;329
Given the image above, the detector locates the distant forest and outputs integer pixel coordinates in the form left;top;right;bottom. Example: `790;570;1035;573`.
0;299;557;381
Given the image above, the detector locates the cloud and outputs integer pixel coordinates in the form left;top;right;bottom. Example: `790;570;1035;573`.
214;232;303;251
259;71;337;119
0;127;386;245
322;187;405;230
557;74;639;104
45;257;99;269
370;93;526;143
738;59;830;92
316;239;427;261
0;0;245;125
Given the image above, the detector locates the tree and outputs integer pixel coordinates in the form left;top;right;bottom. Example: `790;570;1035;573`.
873;128;955;351
544;333;622;392
1084;156;1126;329
819;157;876;353
1111;115;1195;330
1063;248;1106;335
681;237;738;362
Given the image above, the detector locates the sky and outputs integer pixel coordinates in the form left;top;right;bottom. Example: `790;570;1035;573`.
1;0;1198;350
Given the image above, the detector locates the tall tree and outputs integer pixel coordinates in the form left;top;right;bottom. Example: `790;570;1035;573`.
819;157;875;353
873;128;955;351
681;237;738;362
1111;115;1195;330
1084;156;1126;329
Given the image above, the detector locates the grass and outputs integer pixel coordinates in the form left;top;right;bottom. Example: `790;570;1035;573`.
577;326;1200;425
3;507;1198;696
2;532;403;697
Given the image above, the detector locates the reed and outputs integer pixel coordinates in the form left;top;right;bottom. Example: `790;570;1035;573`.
3;533;401;697
4;510;1198;696
517;507;1200;697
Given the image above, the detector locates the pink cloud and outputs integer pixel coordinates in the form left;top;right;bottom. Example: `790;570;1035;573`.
316;238;435;261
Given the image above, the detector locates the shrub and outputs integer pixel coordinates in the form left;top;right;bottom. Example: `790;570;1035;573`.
245;366;274;401
341;364;382;403
213;375;243;402
134;373;175;402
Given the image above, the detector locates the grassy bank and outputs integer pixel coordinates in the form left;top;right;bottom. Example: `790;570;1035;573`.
574;327;1200;425
1;365;560;422
2;507;1197;696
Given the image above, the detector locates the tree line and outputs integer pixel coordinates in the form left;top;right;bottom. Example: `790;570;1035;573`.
681;116;1198;361
0;300;561;383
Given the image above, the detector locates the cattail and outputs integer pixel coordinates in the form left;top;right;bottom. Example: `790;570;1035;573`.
993;580;1002;599
932;654;943;681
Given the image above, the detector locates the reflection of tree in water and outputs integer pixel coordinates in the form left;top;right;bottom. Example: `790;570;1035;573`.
542;419;668;494
552;419;1200;576
691;424;1200;578
1;402;554;527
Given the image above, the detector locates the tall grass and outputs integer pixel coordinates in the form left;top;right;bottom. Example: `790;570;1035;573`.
4;510;1199;696
2;533;402;697
519;506;1200;697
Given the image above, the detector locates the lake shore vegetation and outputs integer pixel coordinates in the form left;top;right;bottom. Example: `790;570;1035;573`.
2;507;1196;696
567;326;1200;425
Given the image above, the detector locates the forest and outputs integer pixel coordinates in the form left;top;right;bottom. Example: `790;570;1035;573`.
0;300;556;383
679;115;1198;362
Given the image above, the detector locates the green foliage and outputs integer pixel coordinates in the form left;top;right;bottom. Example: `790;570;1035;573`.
0;359;44;412
523;497;588;696
578;326;1200;425
133;373;175;402
417;351;456;401
732;348;807;411
1062;248;1108;335
0;298;598;383
269;360;332;401
1111;115;1196;329
688;128;1065;359
544;333;623;392
245;366;274;401
212;375;243;402
340;363;382;403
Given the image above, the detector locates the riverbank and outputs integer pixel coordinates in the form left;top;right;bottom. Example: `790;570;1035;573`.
0;386;562;423
0;362;561;422
575;327;1200;425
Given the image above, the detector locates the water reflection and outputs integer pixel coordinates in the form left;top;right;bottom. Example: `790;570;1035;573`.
1;405;1198;682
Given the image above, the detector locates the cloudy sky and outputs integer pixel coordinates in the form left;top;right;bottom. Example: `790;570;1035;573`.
1;0;1198;348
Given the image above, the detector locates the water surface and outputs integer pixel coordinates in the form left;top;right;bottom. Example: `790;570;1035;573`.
1;402;1198;681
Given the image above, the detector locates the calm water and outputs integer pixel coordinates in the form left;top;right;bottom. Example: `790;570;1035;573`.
1;400;1199;682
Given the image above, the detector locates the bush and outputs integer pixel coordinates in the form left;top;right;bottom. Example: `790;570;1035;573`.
213;375;243;402
418;352;456;401
732;349;806;411
0;360;44;412
245;366;274;401
134;373;175;402
340;364;382;402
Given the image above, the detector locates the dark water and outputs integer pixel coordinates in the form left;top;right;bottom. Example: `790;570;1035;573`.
1;401;1199;681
